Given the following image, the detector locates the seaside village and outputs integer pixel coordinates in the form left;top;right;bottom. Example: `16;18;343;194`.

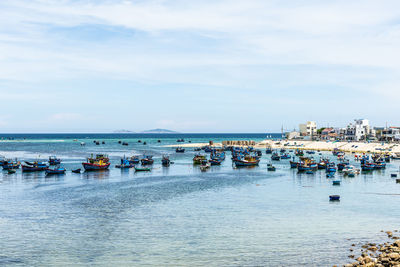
287;119;400;142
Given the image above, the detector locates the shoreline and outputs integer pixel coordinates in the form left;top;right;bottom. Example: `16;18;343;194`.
166;139;400;154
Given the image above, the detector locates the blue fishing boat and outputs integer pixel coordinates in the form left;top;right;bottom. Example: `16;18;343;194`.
176;147;185;153
209;158;222;165
141;155;154;165
48;156;61;165
326;163;337;173
329;195;340;201
295;149;304;157
280;153;290;159
128;156;140;164
271;152;280;161
162;156;171;167
267;163;276;171
233;156;260;167
2;160;20;170
45;167;66;175
22;162;48;172
116;158;133;168
265;147;273;154
290;161;299;168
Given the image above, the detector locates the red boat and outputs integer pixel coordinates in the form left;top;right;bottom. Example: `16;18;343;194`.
82;154;110;171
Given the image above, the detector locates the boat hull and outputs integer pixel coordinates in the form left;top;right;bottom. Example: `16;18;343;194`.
82;163;110;171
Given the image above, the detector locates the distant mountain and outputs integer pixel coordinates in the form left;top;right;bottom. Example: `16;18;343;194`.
141;128;179;134
113;129;135;133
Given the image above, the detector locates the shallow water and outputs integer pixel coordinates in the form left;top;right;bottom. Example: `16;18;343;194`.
0;134;399;266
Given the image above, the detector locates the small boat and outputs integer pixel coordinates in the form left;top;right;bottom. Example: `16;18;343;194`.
158;140;161;143
48;156;61;165
2;160;20;170
193;154;207;165
267;164;276;171
177;139;185;143
72;169;81;173
141;155;154;165
134;167;151;172
271;153;280;161
265;147;273;154
122;142;129;146
233;156;260;167
176;147;185;153
326;163;337;173
7;169;16;174
391;173;398;178
348;172;355;178
209;158;222;165
194;147;201;152
22;162;48;172
329;195;340;201
82;154;110;171
306;151;315;155
143;142;147;145
162;156;171;167
280;153;290;160
128;156;140;164
200;162;211;172
116;157;133;168
332;180;341;186
45;167;66;175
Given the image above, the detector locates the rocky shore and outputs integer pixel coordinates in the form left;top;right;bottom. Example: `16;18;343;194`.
339;231;400;267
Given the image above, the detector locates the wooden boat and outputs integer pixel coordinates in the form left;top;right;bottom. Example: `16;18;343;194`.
332;180;341;185
233;156;260;167
209;158;222;165
134;167;151;172
267;164;276;171
72;169;81;173
176;147;185;153
326;163;337;173
128;156;140;164
329;195;340;201
22;162;48;172
295;149;304;157
193;154;207;165
271;153;280;161
265;147;273;154
116;158;133;168
45;167;66;175
290;161;299;168
48;156;61;165
280;153;290;159
82;154;110;171
2;160;20;170
141;155;154;165
162;156;170;167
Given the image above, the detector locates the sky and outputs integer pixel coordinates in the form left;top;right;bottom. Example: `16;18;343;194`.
0;0;400;133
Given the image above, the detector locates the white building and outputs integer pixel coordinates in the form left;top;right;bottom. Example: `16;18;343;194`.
299;121;317;137
345;119;370;141
381;127;400;141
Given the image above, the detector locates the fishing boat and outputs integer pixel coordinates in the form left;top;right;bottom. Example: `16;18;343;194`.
82;154;110;171
271;152;280;161
326;163;337;173
361;163;375;171
72;169;81;173
295;149;304;157
265;147;273;154
2;160;20;170
176;147;185;153
280;153;290;159
128;156;140;164
290;161;299;168
115;158;133;169
200;162;211;172
267;163;276;171
134;166;151;172
209;158;222;165
329;195;340;201
318;159;329;169
193;154;207;165
22;162;48;172
332;180;341;186
297;158;318;172
306;151;315;155
45;167;66;175
48;156;61;165
162;156;171;167
141;155;154;165
233;155;260;167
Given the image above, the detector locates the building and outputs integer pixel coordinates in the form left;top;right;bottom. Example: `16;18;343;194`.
345;119;370;141
320;128;339;140
299;121;317;137
381;127;400;141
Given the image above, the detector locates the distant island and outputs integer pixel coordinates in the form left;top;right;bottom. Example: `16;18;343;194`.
140;128;179;134
113;129;135;133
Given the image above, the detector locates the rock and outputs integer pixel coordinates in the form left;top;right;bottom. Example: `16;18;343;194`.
363;256;373;263
388;252;400;259
394;240;400;247
349;255;355;258
356;256;363;262
364;263;375;267
344;264;352;267
387;231;393;237
352;244;356;246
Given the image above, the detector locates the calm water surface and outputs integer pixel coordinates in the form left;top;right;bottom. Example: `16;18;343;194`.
0;134;399;266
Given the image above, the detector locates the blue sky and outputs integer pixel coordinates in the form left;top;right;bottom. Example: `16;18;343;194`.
0;0;400;133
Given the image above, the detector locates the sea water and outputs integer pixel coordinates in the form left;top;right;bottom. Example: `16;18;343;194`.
0;133;399;266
